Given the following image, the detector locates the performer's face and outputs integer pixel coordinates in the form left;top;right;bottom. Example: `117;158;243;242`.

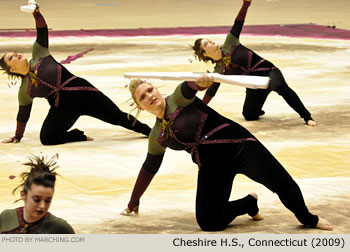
201;39;219;59
3;51;29;75
134;82;165;118
21;184;54;223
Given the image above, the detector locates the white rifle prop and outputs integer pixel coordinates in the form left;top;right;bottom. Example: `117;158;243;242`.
124;72;269;89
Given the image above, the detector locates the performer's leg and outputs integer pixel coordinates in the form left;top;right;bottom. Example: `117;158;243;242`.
237;141;319;227
195;166;259;231
242;88;270;121
78;91;151;136
40;106;85;145
268;69;312;122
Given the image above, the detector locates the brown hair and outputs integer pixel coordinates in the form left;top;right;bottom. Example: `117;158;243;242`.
0;54;25;79
192;38;215;64
13;154;59;201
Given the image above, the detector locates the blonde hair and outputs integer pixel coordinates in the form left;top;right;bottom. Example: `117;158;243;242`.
128;78;146;106
127;79;148;126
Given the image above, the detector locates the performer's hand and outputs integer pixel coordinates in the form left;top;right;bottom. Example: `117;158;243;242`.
28;0;37;6
196;73;214;88
34;3;40;12
28;0;40;11
120;206;139;218
1;138;20;144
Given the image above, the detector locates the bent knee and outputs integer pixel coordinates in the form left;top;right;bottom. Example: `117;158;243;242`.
196;215;226;232
40;137;57;146
198;221;226;232
269;82;288;94
268;71;288;94
242;111;260;121
40;133;59;146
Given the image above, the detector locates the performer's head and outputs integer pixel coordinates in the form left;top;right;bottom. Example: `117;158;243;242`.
129;79;165;118
0;52;29;79
12;154;59;223
192;38;220;63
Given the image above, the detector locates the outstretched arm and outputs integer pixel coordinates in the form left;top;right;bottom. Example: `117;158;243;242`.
13;104;32;142
121;153;164;217
1;88;33;144
1;105;32;144
231;0;251;38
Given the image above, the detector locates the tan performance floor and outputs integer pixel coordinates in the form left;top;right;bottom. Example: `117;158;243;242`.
0;0;349;234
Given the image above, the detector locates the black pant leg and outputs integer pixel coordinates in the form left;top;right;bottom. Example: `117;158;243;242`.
268;69;312;122
195;166;259;231
73;90;151;136
242;88;270;121
40;106;85;145
236;141;318;227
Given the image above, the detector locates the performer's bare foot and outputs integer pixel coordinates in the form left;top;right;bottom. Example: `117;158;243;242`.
86;136;94;141
307;120;317;126
316;217;333;230
249;192;264;221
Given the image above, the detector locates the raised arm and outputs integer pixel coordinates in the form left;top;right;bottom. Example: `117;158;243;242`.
231;0;251;38
202;0;251;105
33;7;48;48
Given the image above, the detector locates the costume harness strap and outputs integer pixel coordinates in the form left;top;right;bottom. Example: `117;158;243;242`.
159;97;256;167
27;57;99;107
219;46;277;75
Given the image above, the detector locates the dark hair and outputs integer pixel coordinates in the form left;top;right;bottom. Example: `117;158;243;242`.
13;154;59;200
0;54;25;79
192;38;215;64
